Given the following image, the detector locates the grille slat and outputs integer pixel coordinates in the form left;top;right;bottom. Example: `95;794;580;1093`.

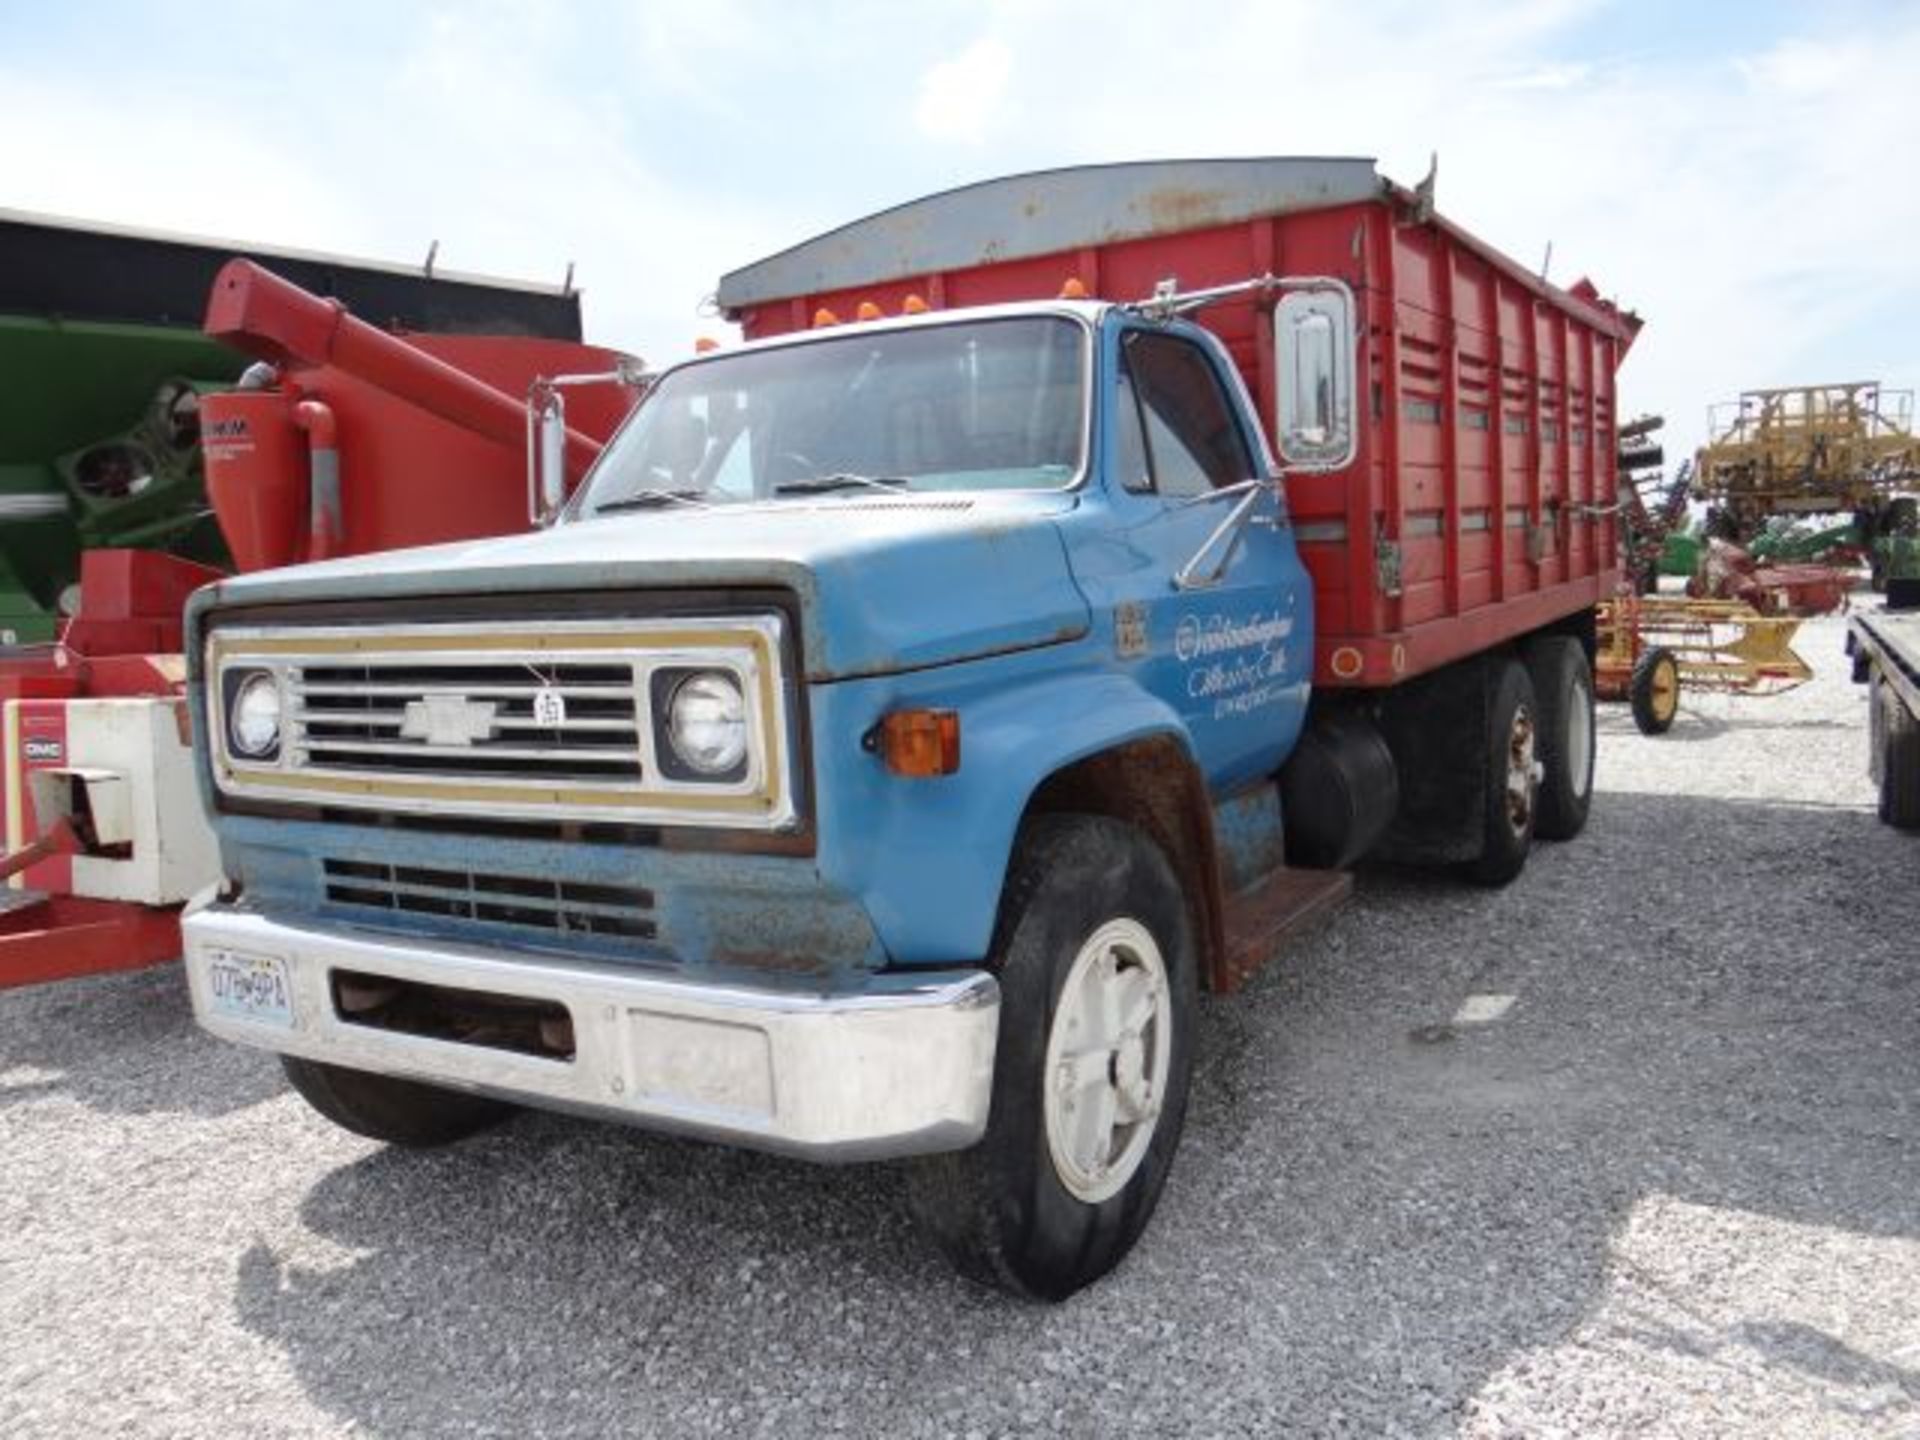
324;858;658;943
300;738;643;763
293;708;637;733
297;682;635;699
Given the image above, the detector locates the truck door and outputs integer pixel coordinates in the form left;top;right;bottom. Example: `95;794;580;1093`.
1070;321;1314;792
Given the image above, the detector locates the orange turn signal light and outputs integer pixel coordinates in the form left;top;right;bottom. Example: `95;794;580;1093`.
875;709;961;778
812;307;840;328
901;294;930;314
855;300;883;321
693;336;721;353
1059;276;1089;299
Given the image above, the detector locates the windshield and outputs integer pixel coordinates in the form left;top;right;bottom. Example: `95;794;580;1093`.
574;315;1086;515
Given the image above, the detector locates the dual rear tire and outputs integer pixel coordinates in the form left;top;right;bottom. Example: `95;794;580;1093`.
1468;638;1596;885
1466;659;1540;885
1525;637;1596;842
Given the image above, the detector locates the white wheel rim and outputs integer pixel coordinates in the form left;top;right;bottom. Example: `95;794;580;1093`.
1567;675;1594;798
1504;702;1538;836
1043;918;1172;1203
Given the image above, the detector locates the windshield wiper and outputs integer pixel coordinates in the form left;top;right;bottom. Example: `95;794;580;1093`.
595;488;715;514
773;472;911;496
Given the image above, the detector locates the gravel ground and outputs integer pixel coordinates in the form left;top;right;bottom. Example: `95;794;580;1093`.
3;607;1916;1438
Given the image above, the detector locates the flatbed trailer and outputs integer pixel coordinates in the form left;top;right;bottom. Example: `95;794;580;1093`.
1850;598;1920;828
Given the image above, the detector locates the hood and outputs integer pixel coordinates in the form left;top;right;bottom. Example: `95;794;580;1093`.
193;492;1092;682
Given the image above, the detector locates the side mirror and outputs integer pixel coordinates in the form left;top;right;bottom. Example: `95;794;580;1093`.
1274;285;1356;471
535;392;567;524
525;363;647;526
525;381;570;527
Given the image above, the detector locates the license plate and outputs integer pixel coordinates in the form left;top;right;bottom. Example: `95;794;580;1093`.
204;948;296;1028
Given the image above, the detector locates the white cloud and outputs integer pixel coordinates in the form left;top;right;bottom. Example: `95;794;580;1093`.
1491;61;1593;90
914;37;1013;143
1736;36;1865;95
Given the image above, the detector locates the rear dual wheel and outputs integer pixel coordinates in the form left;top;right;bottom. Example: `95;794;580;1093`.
1466;659;1541;886
1524;637;1596;841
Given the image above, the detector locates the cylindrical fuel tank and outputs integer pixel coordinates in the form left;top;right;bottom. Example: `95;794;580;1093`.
1278;711;1400;869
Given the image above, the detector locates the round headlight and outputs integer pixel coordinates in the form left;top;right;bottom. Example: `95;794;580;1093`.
229;671;283;758
667;671;747;775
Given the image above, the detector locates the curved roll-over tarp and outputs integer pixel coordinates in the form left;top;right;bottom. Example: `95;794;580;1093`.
717;157;1384;316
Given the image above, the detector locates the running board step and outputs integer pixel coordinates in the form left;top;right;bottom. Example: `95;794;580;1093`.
1217;867;1351;992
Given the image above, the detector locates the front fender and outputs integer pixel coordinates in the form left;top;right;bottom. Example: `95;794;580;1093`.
811;645;1196;965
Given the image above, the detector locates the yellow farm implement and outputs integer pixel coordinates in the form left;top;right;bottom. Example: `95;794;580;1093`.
1694;381;1918;540
1595;596;1814;735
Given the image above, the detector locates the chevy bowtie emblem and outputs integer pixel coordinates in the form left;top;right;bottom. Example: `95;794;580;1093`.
400;694;499;747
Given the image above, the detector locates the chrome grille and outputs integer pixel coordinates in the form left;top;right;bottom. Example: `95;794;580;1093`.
293;660;643;783
205;616;796;831
324;859;657;941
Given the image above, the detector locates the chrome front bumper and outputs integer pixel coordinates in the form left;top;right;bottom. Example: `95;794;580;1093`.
181;906;999;1161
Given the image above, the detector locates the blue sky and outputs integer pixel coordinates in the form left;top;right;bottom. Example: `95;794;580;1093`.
5;0;1916;460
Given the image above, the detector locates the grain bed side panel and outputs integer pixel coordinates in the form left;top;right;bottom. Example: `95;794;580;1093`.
725;181;1627;690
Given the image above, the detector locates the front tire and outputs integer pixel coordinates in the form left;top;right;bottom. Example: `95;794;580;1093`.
905;815;1197;1300
281;1056;513;1147
1524;636;1596;841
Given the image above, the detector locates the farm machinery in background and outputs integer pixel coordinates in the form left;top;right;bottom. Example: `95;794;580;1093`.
1594;594;1814;735
1618;413;1684;591
1695;380;1920;589
1602;412;1826;734
1616;413;1725;592
0;214;640;987
1618;407;1865;614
